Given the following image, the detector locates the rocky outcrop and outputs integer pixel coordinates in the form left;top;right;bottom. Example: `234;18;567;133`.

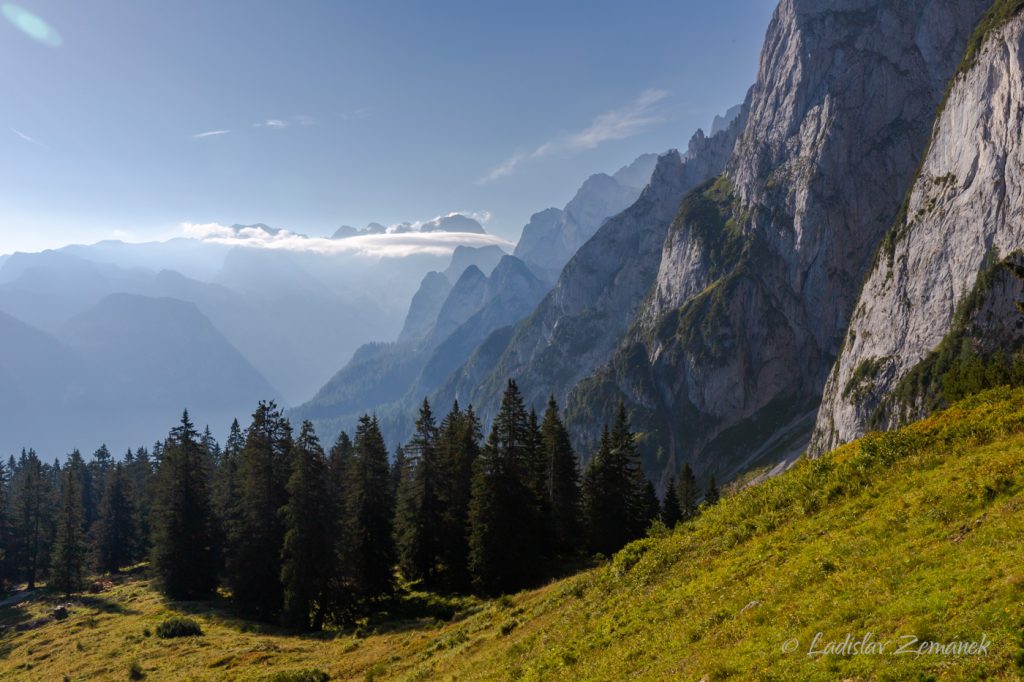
812;11;1024;453
711;104;744;136
398;271;453;346
514;154;658;283
426;266;489;348
443;245;505;282
413;256;548;396
569;0;990;485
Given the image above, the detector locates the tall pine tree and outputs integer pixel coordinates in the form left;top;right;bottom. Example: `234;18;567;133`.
705;475;720;506
50;468;87;597
394;399;444;584
345;415;395;602
11;450;51;589
661;477;682;527
213;418;245;577
468;380;538;594
227;401;293;620
678;463;699;520
540;396;582;555
436;402;480;590
150;411;218;600
280;421;333;630
94;464;137;573
610;401;650;540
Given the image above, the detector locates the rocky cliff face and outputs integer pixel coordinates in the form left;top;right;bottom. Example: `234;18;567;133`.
568;0;990;485
432;113;747;428
426;266;489;349
514;154;658;283
812;10;1024;453
412;256;548;397
398;271;452;346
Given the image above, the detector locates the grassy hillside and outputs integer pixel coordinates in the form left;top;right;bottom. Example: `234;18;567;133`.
4;388;1024;680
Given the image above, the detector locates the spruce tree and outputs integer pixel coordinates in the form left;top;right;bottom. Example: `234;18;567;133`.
10;450;51;589
468;380;538;594
610;401;649;539
641;479;661;530
86;444;112;531
345;415;395;602
150;411;218;600
389;445;406;502
0;458;10;590
705;475;720;506
677;463;699;520
540;396;582;555
124;446;154;562
227;401;293;619
50;468;87;597
661;477;682;527
394;399;444;584
213;418;244;576
280;421;333;630
582;426;631;555
437;402;480;590
326;430;355;622
94;464;137;573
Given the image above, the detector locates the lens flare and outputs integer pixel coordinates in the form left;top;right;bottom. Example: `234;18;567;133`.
2;3;62;47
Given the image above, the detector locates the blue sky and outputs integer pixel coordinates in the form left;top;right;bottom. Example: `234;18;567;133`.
0;0;776;255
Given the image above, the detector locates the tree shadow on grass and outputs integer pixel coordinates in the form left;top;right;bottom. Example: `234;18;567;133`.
76;594;141;616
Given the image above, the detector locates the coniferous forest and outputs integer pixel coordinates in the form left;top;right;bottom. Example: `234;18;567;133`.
0;380;719;631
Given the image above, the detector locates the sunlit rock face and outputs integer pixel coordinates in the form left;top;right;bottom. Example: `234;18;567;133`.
564;0;990;486
813;13;1024;453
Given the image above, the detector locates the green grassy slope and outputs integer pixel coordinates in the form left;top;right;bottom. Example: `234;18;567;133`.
3;388;1024;680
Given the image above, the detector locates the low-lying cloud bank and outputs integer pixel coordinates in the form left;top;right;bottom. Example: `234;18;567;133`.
181;222;513;259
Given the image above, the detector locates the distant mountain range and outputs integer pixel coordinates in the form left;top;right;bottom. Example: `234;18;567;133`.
0;213;506;455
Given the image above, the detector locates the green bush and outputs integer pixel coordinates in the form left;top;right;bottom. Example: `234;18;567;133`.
154;616;203;639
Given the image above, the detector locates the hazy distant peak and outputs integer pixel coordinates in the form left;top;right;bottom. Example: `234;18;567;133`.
443;244;506;281
424;214;486;234
331;225;359;239
332;214;487;240
229;223;284;237
711;103;744;136
612;153;659;190
389;214;486;235
452;263;486;287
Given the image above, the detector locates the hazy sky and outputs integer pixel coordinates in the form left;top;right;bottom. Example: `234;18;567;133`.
0;0;776;255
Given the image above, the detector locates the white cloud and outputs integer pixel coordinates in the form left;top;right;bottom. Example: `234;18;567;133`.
566;89;668;150
479;89;669;183
339;108;372;121
255;119;288;129
479;153;527;183
12;128;47;148
180;222;512;259
181;222;237;239
192;129;232;139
